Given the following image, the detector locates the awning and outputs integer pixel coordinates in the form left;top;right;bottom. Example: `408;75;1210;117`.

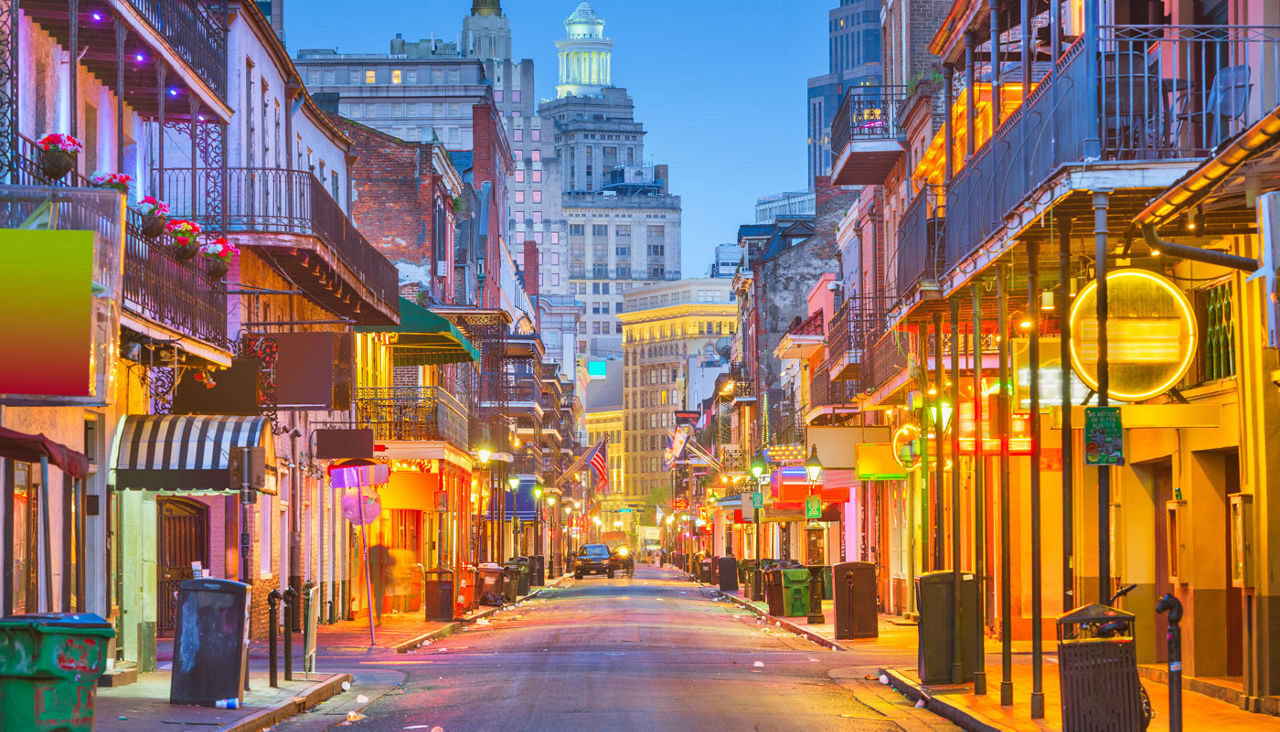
0;427;89;478
356;297;480;365
112;415;275;492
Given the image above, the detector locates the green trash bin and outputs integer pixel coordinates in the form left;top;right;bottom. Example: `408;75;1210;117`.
781;568;812;617
0;612;115;731
821;565;833;601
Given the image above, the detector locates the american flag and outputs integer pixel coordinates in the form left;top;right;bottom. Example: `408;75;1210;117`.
588;438;609;493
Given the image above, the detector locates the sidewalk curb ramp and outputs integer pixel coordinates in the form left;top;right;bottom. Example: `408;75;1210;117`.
223;672;352;732
878;668;1004;732
393;574;572;653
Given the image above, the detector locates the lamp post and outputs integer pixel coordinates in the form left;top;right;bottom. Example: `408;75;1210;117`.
508;474;520;558
804;447;825;624
534;485;543;563
750;452;766;601
476;443;492;562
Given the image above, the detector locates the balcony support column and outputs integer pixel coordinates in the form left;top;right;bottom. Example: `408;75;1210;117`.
188;95;199;216
998;262;1013;706
1082;0;1101;159
68;0;78;141
964;33;976;158
1028;237;1045;720
933;311;944;572
988;0;1000;128
971;282;987;696
1058;217;1074;611
1093;190;1112;601
943;64;955;183
949;298;963;684
114;18;126;176
156;61;166;198
1049;0;1062;68
1020;0;1032;192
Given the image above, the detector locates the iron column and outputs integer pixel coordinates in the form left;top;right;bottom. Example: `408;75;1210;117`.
998;263;1013;706
1029;238;1045;720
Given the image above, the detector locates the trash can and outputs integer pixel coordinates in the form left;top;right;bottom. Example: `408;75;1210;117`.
833;561;878;639
710;556;721;585
169;578;251;706
738;559;757;587
478;563;505;606
0;612;114;731
698;557;714;584
781;568;811;617
459;565;479;613
422;568;454;621
763;567;785;615
915;570;979;684
531;555;546;586
821;565;833;601
1057;603;1145;731
502;564;523;601
506;558;531;596
718;556;739;593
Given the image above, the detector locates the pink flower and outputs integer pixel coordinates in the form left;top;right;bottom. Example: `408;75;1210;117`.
138;196;170;216
38;133;84;153
200;237;238;260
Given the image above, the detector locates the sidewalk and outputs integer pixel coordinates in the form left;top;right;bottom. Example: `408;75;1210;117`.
96;670;349;732
713;581;1275;731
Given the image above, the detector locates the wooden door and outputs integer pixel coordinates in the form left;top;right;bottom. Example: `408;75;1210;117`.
156;498;209;637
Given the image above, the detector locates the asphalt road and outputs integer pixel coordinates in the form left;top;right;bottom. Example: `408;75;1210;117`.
279;565;953;731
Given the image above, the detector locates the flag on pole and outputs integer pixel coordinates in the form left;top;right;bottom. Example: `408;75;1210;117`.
587;438;609;494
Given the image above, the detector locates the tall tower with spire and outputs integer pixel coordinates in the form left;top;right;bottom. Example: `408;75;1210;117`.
555;2;613;98
462;0;511;60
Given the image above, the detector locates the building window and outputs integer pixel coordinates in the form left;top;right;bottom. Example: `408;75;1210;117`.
551;273;559;286
550;251;559;264
592;224;608;238
569;224;584;237
515;190;525;203
391;69;402;84
531;149;541;162
515;169;525;182
365;69;376;84
533;211;542;223
495;90;504;102
551;232;560;244
532;129;541;141
512;90;521;102
514;128;523;141
532;190;542;204
406;70;417;84
616;322;623;334
349;70;361;84
532;170;542;183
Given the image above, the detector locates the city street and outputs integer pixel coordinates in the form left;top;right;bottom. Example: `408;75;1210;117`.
279;566;952;731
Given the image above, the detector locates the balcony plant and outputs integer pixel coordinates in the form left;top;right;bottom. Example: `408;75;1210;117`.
137;196;171;238
200;237;239;279
90;172;132;193
165;219;203;261
36;133;84;180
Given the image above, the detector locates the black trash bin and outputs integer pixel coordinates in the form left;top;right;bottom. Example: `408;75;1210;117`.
698;557;714;584
718;556;739;593
509;557;532;595
502;564;523;601
833;561;878;639
763;566;785;615
710;556;721;585
531;555;546;586
169;578;250;707
477;563;505;606
422;568;454;621
915;570;979;684
738;559;757;587
1056;603;1145;731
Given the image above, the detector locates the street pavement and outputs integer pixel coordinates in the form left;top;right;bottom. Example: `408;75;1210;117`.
275;564;954;731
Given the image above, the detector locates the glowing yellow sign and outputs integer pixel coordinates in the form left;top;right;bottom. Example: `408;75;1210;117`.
1068;269;1197;401
892;423;922;471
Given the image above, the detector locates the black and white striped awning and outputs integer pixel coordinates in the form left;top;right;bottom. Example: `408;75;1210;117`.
112;415;275;492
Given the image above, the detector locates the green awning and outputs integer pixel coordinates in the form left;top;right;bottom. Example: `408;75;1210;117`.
356;298;480;365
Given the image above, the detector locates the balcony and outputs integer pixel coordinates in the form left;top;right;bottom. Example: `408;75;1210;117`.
161;167;399;324
858;328;908;398
825;297;882;383
831;85;909;186
944;24;1280;276
13;134;227;350
354;386;468;448
807;368;857;424
896;185;946;306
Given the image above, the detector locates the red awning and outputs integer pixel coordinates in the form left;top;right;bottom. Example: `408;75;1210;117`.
0;427;89;479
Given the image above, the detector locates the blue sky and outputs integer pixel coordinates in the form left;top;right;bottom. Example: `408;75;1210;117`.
285;1;831;276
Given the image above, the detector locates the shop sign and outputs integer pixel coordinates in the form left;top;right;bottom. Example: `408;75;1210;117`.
751;491;764;509
341;489;382;524
1084;407;1124;466
672;497;688;510
1069;269;1197;401
805;495;821;519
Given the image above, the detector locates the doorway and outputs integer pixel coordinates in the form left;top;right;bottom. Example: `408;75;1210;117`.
156;497;209;637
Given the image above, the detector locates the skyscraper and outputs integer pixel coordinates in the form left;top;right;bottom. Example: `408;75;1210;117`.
539;2;682;360
806;0;882;185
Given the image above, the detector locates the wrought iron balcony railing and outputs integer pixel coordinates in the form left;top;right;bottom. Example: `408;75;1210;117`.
126;0;228;98
831;85;910;161
896;185;946;302
858;328;908;396
354;386;468;448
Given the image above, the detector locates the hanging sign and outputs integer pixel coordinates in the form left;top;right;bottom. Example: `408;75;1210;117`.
341;489;382;524
1084;407;1124;466
805;495;821;519
1069;269;1197;401
672;497;688;511
751;491;764;509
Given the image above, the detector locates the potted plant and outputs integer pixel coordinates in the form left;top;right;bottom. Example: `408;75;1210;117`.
90;172;132;193
36;133;84;180
200;237;239;278
165;219;202;261
137;196;171;238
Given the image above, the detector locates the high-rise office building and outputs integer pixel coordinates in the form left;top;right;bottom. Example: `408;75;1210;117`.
806;0;882;185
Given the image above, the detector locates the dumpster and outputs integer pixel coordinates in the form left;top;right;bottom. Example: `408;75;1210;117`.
478;563;505;606
422;568;454;621
0;612;114;731
506;557;532;596
1057;603;1145;731
915;570;979;684
531;555;546;586
718;556;739;593
833;561;878;639
763;567;785;615
698;557;714;584
781;568;811;617
169;578;251;706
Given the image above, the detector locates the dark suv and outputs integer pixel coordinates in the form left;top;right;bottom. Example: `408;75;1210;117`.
574;544;613;579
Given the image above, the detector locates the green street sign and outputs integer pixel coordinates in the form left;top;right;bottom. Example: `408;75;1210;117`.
751;491;764;509
1084;406;1124;466
805;495;821;519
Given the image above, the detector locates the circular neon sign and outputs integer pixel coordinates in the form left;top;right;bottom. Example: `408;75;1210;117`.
1068;269;1197;402
892;423;921;471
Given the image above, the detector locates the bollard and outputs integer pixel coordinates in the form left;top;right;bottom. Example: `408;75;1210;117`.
283;586;297;681
807;571;824;624
751;568;764;602
1156;593;1184;732
267;589;282;688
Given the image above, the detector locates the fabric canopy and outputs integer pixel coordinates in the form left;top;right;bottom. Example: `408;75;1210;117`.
113;415;274;492
357;298;480;365
0;427;89;478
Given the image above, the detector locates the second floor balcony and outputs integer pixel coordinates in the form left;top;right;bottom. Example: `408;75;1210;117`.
896;184;946;312
354;386;468;449
831;85;909;186
825;297;882;384
161;167;399;325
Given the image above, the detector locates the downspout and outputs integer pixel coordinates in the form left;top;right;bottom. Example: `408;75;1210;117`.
1140;224;1259;272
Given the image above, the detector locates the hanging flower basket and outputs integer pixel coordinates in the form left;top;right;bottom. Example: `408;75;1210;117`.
165;219;202;260
37;134;83;181
90;172;132;193
138;196;171;238
200;237;239;279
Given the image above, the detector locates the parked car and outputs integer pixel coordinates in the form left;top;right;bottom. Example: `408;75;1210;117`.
574;544;613;579
609;545;635;577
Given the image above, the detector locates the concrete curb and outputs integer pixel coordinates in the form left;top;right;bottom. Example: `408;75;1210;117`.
223;672;352;732
392;575;573;653
716;589;847;651
878;667;1003;732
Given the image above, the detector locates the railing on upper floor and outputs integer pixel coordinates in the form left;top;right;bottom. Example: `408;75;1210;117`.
126;0;228;99
831;85;910;161
944;24;1280;274
354;386;469;448
897;185;946;302
160;167;399;312
858;328;908;396
13;134;227;347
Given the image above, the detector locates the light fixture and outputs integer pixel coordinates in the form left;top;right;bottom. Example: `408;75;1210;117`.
749;453;765;479
804;446;823;483
534;486;543;499
134;53;145;63
546;496;557;506
613;520;623;528
476;444;492;465
665;515;674;525
91;12;103;21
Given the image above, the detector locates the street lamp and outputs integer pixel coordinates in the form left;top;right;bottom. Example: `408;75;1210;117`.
508;474;520;492
805;446;823;483
750;451;767;602
750;454;765;480
476;443;492;465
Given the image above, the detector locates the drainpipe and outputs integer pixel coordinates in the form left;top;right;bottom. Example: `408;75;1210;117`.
1028;236;1045;720
971;283;987;696
1141;224;1259;271
997;263;1013;707
1093;191;1111;602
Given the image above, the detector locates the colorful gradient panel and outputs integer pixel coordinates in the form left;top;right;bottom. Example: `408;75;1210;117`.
0;229;94;396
